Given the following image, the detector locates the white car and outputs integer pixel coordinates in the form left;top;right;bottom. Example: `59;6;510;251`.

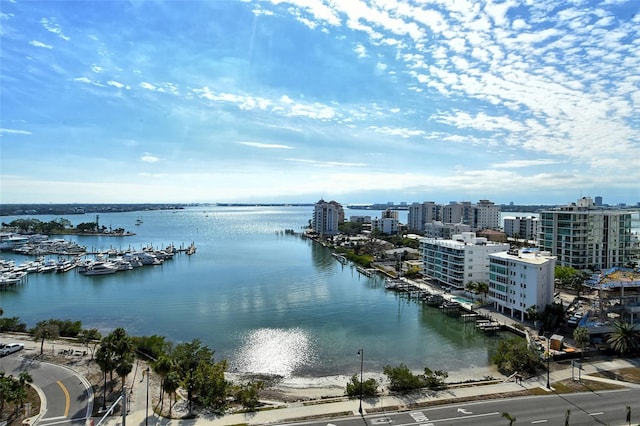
0;343;24;356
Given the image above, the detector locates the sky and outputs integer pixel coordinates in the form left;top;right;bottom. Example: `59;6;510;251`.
1;0;639;206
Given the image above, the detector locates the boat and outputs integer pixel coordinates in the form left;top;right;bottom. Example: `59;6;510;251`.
55;258;77;273
83;262;119;276
131;251;163;265
0;233;30;251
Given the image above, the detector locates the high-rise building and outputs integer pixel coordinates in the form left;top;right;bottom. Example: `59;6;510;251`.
312;199;344;236
407;201;440;231
503;216;539;241
475;199;501;230
372;209;399;234
420;232;510;290
489;248;556;321
538;197;633;270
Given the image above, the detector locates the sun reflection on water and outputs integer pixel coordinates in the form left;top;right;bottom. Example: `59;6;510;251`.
231;328;317;377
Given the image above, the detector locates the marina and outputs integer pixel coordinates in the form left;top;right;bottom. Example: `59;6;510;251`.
0;206;509;379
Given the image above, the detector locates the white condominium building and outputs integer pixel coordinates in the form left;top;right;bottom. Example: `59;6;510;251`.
504;216;539;240
312;199;344;236
420;232;510;290
372;209;399;234
538;197;633;270
475;199;501;230
489;249;556;321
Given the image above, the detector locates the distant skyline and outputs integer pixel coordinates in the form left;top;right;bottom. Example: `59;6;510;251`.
1;1;639;205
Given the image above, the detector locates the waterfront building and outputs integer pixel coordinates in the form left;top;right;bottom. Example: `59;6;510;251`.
372;209;399;234
424;222;471;239
312;199;344;236
504;216;539;240
488;248;556;321
475;199;501;230
537;197;634;270
407;201;440;232
349;215;372;224
420;232;510;290
442;201;474;226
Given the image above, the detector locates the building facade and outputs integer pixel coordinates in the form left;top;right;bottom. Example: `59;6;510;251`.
407;201;440;232
312;199;344;236
538;197;633;270
488;249;556;321
474;199;501;230
420;232;510;290
424;222;472;239
372;209;399;234
504;216;540;241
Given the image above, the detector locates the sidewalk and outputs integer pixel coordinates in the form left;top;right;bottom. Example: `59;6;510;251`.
104;357;640;426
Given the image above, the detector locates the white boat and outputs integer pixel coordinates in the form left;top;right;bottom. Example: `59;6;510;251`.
132;251;163;265
0;233;30;251
55;258;76;273
83;262;119;276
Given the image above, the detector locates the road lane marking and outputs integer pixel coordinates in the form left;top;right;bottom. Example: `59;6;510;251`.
56;380;70;417
589;412;604;416
531;420;548;424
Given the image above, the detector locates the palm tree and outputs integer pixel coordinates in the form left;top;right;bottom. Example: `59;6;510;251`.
573;326;590;358
607;320;639;356
154;355;173;412
502;411;516;425
30;320;60;354
162;371;180;417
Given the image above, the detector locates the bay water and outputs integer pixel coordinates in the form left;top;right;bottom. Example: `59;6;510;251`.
1;206;507;381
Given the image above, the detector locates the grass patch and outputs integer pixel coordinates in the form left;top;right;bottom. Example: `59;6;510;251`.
589;367;640;384
528;378;625;395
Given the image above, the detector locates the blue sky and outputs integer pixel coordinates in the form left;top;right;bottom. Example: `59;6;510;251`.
1;0;639;205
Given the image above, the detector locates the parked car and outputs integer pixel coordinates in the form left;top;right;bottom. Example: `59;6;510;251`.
0;343;24;356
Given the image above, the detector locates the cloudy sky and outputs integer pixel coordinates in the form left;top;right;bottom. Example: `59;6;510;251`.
1;0;639;205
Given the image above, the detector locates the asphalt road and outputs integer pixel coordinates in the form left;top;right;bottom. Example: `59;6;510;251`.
1;351;92;426
300;388;639;426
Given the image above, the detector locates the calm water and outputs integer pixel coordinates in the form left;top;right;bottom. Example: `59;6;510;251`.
1;206;507;378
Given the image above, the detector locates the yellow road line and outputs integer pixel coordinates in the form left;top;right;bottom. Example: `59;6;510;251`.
56;380;70;417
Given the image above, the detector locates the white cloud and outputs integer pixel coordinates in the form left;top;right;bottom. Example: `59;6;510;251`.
237;142;294;149
29;40;53;49
140;82;157;91
141;153;160;163
492;159;559;168
107;80;126;89
40;17;70;41
0;128;31;135
284;158;366;167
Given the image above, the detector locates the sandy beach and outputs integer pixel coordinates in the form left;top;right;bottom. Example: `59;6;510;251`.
1;331;505;417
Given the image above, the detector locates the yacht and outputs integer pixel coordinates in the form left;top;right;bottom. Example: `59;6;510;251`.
83;262;118;276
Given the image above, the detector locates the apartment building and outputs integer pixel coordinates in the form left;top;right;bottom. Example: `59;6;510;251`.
407;201;440;232
504;216;539;241
420;232;510;290
372;209;399;234
475;199;501;230
312;199;344;236
489;248;556;321
538;197;633;270
424;222;472;239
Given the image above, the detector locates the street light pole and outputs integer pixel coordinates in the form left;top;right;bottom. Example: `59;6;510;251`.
546;335;551;389
357;349;364;415
145;367;150;426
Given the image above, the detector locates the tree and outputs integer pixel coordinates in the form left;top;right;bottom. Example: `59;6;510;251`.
162;371;180;417
573;326;590;358
172;339;215;413
95;342;116;410
607;320;639;356
383;363;423;393
491;338;543;376
106;328;135;390
30;320;60;354
526;305;541;328
345;374;379;397
502;411;516;425
423;368;448;390
78;328;102;359
234;381;264;411
154;355;173;412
